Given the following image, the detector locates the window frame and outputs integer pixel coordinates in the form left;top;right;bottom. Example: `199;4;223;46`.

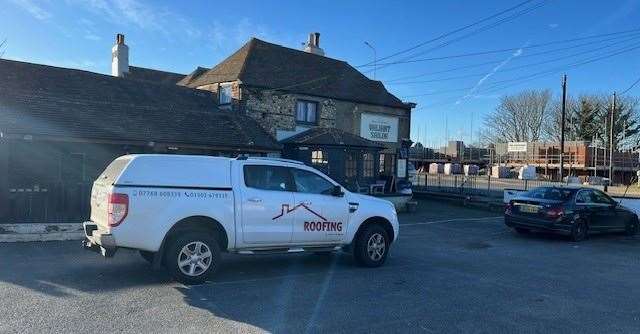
242;164;295;192
219;83;233;105
291;167;337;196
295;100;319;125
345;152;357;179
362;152;374;178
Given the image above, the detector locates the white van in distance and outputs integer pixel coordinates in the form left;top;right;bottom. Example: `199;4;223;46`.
83;155;399;284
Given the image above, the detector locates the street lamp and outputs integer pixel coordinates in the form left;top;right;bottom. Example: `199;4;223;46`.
364;41;377;80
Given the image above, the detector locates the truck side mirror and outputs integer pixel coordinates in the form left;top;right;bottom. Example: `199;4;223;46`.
331;185;344;197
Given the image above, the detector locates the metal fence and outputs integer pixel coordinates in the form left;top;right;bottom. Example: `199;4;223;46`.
7;181;93;223
413;173;588;198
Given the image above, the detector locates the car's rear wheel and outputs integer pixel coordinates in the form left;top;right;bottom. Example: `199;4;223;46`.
165;232;220;284
514;227;530;234
353;224;390;267
139;250;155;263
625;217;639;236
571;220;588;242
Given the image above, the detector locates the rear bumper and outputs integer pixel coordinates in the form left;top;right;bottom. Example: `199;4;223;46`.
82;221;117;257
504;215;572;234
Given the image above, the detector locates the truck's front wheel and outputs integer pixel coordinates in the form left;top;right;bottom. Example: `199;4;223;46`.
165;232;221;284
353;224;390;267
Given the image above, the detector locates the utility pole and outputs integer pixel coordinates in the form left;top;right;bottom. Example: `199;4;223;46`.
609;92;617;181
364;41;377;80
559;74;567;181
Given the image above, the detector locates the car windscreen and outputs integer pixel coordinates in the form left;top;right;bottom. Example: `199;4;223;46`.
523;187;575;201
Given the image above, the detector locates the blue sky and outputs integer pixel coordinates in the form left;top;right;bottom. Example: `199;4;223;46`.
2;0;640;147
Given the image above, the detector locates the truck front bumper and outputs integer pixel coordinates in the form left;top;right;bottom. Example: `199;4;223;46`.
82;221;117;257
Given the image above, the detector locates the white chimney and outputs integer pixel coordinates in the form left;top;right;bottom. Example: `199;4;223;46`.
304;32;324;56
111;33;129;77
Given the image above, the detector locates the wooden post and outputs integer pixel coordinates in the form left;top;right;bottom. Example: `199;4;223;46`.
0;139;9;221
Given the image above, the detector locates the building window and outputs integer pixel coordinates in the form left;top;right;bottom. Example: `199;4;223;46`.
311;150;328;165
345;153;357;178
363;153;374;178
219;84;232;105
296;100;318;124
379;154;385;173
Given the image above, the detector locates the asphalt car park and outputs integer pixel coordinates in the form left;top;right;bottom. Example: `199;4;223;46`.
1;199;639;333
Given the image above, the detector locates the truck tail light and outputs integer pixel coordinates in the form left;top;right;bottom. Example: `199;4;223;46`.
108;193;129;227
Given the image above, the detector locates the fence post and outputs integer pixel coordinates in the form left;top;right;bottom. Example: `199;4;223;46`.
487;172;491;197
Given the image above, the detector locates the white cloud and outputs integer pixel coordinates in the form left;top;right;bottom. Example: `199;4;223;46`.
548;23;559;29
9;0;52;21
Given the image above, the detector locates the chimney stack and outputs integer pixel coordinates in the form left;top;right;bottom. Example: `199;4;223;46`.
304;32;324;56
111;33;129;77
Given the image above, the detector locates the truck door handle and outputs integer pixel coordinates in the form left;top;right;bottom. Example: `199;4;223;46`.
248;197;262;203
300;201;312;205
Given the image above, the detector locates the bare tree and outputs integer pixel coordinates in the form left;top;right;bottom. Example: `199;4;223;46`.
481;90;552;144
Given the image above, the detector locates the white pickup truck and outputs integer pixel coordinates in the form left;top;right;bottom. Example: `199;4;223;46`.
83;155;399;283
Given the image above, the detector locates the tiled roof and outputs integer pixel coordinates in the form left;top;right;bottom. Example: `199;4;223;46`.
125;66;186;85
177;66;210;86
0;59;280;151
281;127;385;149
186;38;410;109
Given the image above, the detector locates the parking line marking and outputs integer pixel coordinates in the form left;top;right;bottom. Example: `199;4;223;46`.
401;216;503;227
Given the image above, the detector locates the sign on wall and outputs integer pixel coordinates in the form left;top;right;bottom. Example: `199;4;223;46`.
507;142;528;152
360;113;399;143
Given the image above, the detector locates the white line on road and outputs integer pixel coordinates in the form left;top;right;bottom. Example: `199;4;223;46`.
401;216;503;227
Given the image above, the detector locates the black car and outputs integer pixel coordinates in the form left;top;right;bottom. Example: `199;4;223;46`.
505;186;639;241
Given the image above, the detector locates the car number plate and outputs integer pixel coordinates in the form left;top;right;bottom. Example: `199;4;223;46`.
518;204;539;213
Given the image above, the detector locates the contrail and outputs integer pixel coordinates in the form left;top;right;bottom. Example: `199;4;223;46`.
456;44;526;105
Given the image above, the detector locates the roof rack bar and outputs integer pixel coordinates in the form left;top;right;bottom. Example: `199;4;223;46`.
236;156;305;165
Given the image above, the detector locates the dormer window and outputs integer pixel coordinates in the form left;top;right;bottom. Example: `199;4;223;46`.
296;100;318;124
219;84;232;105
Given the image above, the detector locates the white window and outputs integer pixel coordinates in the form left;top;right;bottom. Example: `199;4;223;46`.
296;100;318;124
219;84;232;105
311;150;328;166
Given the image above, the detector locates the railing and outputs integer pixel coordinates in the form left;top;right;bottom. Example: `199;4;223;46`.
413;174;610;198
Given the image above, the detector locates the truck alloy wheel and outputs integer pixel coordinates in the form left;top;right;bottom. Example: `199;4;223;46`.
165;232;221;284
367;233;386;261
354;224;389;267
178;242;213;277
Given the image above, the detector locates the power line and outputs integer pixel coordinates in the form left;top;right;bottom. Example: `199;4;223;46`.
422;42;640;109
375;1;548;70
390;35;640;85
358;0;539;67
366;28;640;68
622;76;640;94
384;31;640;82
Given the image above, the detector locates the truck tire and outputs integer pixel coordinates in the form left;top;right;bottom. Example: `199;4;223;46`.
165;232;221;284
625;217;639;236
353;224;390;267
139;250;155;263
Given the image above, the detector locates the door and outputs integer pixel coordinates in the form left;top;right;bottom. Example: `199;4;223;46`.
290;168;350;244
590;190;625;230
240;165;295;245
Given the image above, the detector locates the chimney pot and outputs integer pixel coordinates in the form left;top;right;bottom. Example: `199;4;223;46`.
304;32;325;56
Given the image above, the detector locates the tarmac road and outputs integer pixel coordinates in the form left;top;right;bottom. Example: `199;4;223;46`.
1;200;639;333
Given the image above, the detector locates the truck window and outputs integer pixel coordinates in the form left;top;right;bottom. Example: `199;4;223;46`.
243;165;293;192
291;168;334;195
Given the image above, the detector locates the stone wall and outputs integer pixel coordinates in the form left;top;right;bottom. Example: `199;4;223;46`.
240;85;410;150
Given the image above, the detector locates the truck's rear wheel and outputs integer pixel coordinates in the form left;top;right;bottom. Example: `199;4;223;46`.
165;232;220;284
353;224;390;267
